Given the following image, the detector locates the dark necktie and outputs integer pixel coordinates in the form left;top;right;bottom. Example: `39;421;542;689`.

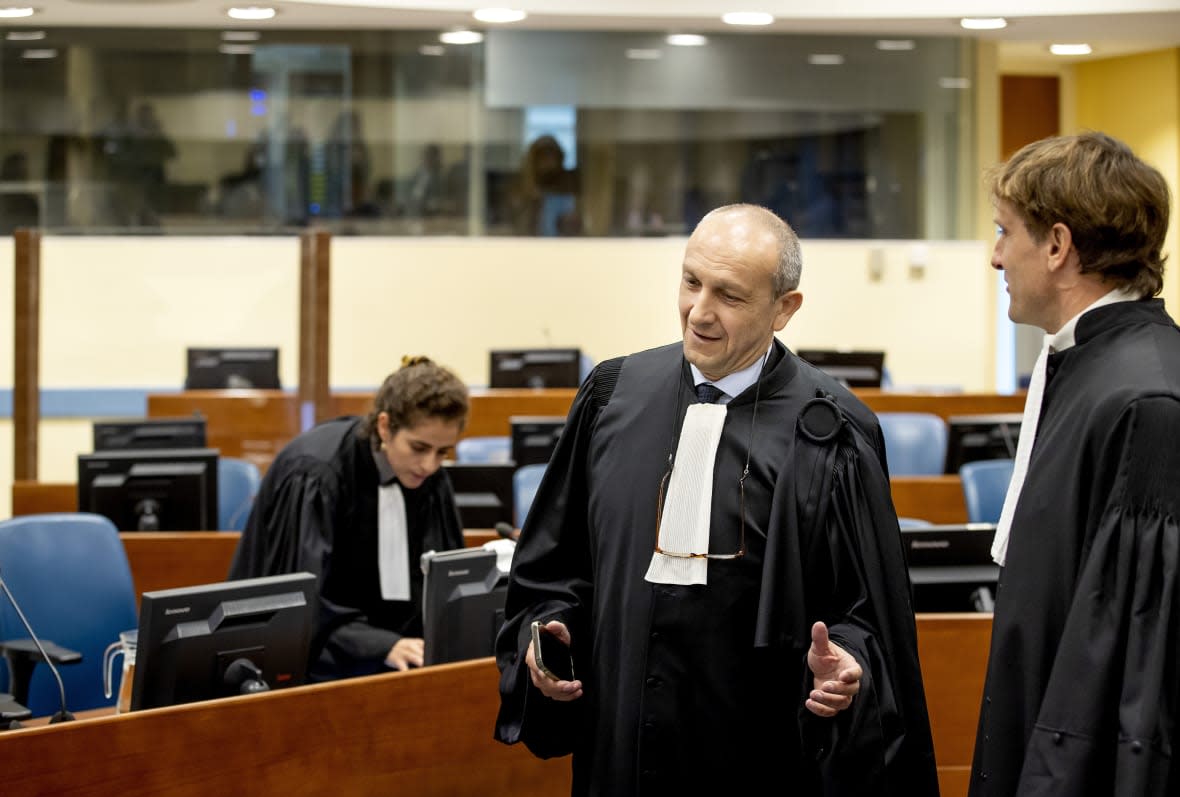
696;382;724;404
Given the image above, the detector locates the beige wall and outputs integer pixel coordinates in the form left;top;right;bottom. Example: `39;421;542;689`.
1;235;995;519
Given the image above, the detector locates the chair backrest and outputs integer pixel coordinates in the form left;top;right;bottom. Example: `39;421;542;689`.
513;464;547;529
0;513;138;716
454;436;512;464
218;456;262;531
877;411;949;476
958;459;1015;524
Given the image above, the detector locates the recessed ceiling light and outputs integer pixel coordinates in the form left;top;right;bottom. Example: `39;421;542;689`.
227;6;275;21
418;44;446;56
876;39;915;51
222;30;260;42
0;7;35;18
666;33;707;47
219;43;255;55
808;53;844;66
721;11;774;26
439;30;484;45
473;7;526;24
939;76;972;89
960;17;1007;30
6;29;44;40
1050;43;1092;56
21;48;56;59
626;48;663;60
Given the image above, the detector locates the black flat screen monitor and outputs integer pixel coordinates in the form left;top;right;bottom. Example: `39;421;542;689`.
943;413;1022;473
93;417;207;452
130;572;317;711
901;523;999;613
796;349;886;388
185;347;281;390
443;462;514;529
489;348;582;389
421;547;508;665
77;448;219;531
510;415;566;467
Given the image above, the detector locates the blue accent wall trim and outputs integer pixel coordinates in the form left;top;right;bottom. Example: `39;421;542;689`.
0;388;182;419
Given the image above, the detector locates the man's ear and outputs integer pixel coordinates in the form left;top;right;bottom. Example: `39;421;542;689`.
773;291;804;332
1046;222;1076;274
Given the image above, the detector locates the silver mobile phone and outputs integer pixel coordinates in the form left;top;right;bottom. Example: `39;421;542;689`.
530;620;575;681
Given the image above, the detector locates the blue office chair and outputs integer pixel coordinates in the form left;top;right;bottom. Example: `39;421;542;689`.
877;412;949;476
513;464;547;529
218;456;262;531
959;459;1015;524
455;436;512;464
0;513;138;717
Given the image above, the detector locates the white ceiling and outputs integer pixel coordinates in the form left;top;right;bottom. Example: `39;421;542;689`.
12;0;1180;67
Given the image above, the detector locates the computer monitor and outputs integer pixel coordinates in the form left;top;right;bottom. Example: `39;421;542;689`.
185;347;281;390
510;415;566;467
130;572;317;711
421;547;509;665
77;448;219;531
93;417;207;452
796;349;886;388
489;348;582;389
901;523;999;613
443;462;514;528
943;413;1022;473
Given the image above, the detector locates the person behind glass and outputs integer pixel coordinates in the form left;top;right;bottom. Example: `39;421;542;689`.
494;203;938;795
228;356;469;681
970;133;1180;796
511;135;580;236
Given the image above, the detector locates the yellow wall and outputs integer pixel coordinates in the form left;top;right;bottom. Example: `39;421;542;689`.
1072;48;1180;307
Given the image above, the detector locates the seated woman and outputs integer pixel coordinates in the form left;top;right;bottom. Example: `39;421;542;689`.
228;356;469;680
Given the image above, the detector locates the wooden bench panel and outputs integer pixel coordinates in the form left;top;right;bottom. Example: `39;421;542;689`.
856;390;1025;421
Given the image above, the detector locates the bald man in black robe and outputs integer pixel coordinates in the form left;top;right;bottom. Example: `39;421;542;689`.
494;204;938;796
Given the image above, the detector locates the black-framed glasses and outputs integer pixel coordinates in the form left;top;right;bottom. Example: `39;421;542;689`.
653;461;749;560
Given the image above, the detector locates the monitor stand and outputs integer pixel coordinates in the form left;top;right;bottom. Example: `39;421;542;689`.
0;692;32;730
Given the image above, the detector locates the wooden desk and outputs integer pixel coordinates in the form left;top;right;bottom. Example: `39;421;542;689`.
333;387;578;439
120;532;240;596
890;475;968;524
146;389;579;472
856;390;1025;422
0;657;571;796
0;616;990;797
915;613;992;797
147;390;301;473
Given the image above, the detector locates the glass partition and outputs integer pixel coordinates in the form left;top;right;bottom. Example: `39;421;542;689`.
0;26;975;238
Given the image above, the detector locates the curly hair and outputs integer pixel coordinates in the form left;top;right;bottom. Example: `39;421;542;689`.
356;356;468;441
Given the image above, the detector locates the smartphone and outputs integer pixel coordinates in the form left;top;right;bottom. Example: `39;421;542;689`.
530;620;575;682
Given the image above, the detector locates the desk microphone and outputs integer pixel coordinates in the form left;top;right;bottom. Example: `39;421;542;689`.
0;569;75;723
494;522;519;541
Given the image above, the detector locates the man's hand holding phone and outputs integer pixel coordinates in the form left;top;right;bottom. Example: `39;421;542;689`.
527;620;583;702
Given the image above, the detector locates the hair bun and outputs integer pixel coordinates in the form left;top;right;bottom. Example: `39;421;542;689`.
400;355;433;369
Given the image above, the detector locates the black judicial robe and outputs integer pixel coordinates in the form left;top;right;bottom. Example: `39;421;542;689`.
971;299;1180;797
495;341;939;796
228;416;464;681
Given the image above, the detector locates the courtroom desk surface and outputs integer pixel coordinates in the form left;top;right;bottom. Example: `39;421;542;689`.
3;616;990;797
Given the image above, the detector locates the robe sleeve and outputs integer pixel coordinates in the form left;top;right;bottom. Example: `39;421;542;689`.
756;402;939;796
1016;395;1180;795
803;436;940;797
493;364;614;757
